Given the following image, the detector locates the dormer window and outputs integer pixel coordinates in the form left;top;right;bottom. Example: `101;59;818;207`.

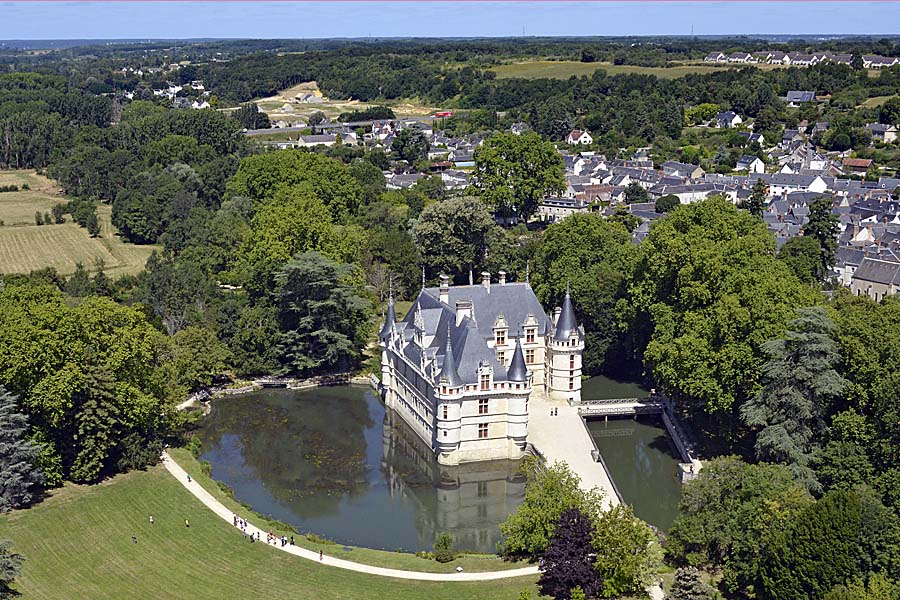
495;330;506;346
526;328;535;344
480;373;490;391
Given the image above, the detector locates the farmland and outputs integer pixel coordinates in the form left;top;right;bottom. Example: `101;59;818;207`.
489;60;786;80
0;170;158;277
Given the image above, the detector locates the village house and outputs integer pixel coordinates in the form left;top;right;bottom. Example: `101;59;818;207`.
863;55;900;69
716;111;743;129
785;91;816;107
843;157;874;175
565;129;593;145
704;52;727;63
378;273;584;465
735;155;766;173
661;161;705;180
867;123;898;144
850;257;900;300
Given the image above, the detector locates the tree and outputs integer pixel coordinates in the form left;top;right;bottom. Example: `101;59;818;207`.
391;129;430;164
803;196;839;280
85;210;100;237
274;252;372;377
499;459;605;559
171;326;231;391
0;387;44;512
825;573;900;600
471;132;564;219
234;103;270;130
741;178;768;218
592;504;661;598
433;532;456;563
413;196;503;281
666;456;812;596
759;487;900;600
51;203;65;224
655;194;680;213
538;508;600;600
531;214;635;374
668;567;715;600
34;211;43;226
878;97;900;126
624;181;649;204
742;307;848;493
777;236;822;284
624;196;820;418
64;262;92;297
0;540;23;599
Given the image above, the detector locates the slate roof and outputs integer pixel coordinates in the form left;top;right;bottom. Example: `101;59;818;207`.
853;257;900;285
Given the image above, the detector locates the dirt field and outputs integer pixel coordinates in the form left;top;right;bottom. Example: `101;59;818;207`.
0;170;158;277
254;81;439;125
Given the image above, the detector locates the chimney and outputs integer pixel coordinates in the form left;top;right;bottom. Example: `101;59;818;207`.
481;271;491;292
498;270;507;286
553;306;562;325
456;300;473;326
439;274;450;304
854;223;860;238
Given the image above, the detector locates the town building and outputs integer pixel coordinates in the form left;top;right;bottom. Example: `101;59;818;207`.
379;273;584;465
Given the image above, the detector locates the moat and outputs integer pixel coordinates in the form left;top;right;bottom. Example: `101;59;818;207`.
197;380;683;552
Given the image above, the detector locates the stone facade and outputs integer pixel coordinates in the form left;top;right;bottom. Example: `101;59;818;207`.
379;272;583;465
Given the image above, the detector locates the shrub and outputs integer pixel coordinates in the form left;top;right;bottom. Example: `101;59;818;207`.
433;532;457;563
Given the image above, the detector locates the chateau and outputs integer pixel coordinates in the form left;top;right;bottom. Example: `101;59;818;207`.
378;271;584;465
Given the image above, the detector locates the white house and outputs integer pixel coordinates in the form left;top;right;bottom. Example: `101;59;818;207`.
716;111;743;129
565;129;593;145
379;273;584;465
735;155;766;173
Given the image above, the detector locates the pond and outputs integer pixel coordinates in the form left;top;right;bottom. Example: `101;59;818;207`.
197;385;525;553
582;376;682;530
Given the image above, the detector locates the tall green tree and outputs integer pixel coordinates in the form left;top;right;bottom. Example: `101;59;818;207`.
759;486;900;600
0;387;44;512
391;129;430;164
803;197;840;280
592;504;661;598
472;131;564;219
741;307;849;493
274;252;372;377
499;459;605;559
668;567;715;600
412;196;503;282
538;508;600;600
777;236;822;285
741;178;768;218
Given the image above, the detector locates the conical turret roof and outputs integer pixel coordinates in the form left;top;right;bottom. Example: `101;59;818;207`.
379;295;396;340
506;334;528;382
553;287;578;341
439;326;463;387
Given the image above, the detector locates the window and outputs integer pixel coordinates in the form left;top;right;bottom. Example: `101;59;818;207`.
526;349;535;364
443;430;447;437
495;331;505;346
480;374;490;391
569;354;575;369
569;378;574;390
442;405;448;419
478;423;489;439
526;328;535;344
497;352;505;366
477;504;488;518
477;481;488;497
479;398;489;415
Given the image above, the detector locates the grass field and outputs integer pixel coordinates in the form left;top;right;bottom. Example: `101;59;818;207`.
0;454;538;600
0;171;157;278
490;60;784;80
862;94;898;108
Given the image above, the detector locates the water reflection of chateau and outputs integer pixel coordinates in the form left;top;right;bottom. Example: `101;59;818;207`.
381;407;526;553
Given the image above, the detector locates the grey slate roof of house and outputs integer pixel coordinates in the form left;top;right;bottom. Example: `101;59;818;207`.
786;91;816;103
853;257;900;285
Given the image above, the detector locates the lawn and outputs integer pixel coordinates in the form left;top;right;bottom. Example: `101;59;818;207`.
861;94;897;108
0;171;157;277
0;459;538;600
490;60;784;80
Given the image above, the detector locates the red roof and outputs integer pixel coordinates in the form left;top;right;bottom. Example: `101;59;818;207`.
843;158;874;168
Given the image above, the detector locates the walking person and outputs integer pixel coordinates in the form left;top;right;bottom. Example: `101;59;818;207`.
187;474;192;483
149;515;154;525
132;534;137;544
185;519;190;528
290;535;294;546
319;550;323;562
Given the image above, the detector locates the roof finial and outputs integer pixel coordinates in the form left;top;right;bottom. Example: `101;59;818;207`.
422;266;426;290
469;268;473;286
526;261;530;284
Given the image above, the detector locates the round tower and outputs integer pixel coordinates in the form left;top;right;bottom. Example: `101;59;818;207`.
546;289;584;403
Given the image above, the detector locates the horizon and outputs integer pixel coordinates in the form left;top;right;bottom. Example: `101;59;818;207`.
3;2;900;40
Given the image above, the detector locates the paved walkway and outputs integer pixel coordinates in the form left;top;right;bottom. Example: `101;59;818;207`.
161;452;539;582
527;393;619;508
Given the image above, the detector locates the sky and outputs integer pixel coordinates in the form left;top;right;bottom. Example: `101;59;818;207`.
1;2;900;40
